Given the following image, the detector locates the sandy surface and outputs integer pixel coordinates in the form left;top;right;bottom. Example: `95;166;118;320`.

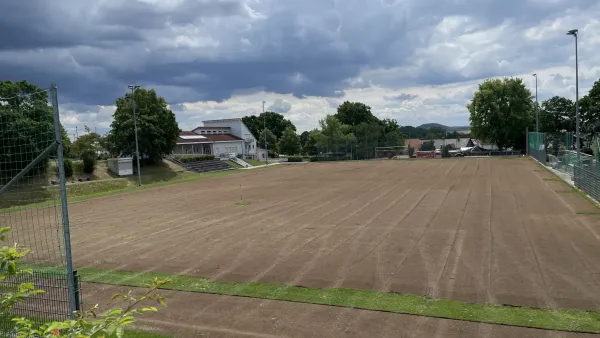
6;158;600;310
84;284;596;338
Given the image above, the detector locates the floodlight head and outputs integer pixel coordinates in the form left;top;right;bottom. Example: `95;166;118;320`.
532;73;537;77
128;85;140;90
567;29;578;36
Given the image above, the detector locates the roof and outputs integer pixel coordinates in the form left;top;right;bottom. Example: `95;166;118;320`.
203;118;243;123
204;134;243;142
176;131;242;144
405;138;423;149
193;126;231;130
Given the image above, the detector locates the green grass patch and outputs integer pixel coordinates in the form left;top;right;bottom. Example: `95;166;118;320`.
575;211;600;215
244;159;266;166
227;160;243;169
542;177;561;181
27;266;600;334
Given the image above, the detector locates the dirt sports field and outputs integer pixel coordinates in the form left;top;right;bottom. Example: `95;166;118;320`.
11;158;600;310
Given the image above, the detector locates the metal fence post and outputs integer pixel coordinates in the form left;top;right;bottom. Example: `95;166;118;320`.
51;84;78;317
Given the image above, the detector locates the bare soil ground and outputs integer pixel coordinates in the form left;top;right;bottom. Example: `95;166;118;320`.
6;158;600;310
84;284;596;338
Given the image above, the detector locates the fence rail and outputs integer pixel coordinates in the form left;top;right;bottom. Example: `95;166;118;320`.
574;166;600;203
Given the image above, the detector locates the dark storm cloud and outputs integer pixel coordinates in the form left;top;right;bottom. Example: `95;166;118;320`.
0;0;598;108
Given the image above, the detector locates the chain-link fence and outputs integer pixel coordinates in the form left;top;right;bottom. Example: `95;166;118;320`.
0;84;78;332
574;166;600;202
308;134;405;161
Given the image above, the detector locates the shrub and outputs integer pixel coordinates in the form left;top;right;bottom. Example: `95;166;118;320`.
309;156;319;162
0;227;169;337
175;154;215;163
63;159;73;177
82;151;97;174
288;156;303;162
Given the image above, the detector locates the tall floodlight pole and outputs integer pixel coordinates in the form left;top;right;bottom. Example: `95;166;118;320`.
533;73;539;152
128;85;142;186
262;101;267;165
567;29;580;160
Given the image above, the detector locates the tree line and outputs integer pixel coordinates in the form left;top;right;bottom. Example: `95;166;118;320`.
468;77;600;153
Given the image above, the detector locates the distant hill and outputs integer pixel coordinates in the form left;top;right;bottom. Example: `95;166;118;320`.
417;123;470;133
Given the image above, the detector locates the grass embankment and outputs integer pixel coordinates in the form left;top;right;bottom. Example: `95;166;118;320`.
244;159;266;166
28;266;600;334
0;160;239;213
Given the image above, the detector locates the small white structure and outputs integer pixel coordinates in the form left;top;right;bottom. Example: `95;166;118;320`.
107;157;134;176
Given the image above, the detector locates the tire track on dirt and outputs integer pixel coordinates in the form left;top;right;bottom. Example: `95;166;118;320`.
331;161;456;289
382;159;462;294
285;161;445;288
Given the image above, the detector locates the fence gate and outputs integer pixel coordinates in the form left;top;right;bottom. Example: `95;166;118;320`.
0;84;78;332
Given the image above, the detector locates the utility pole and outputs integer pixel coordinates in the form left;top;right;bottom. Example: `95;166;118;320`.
533;73;539;151
128;85;142;186
263;101;267;165
567;29;580;160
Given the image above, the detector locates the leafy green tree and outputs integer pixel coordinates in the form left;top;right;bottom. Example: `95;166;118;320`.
468;78;534;150
0;81;58;180
108;88;179;163
277;127;302;155
379;118;405;146
258;129;278;153
408;145;415;157
580;79;600;142
72;126;103;159
539;96;575;132
242;112;295;140
335;101;379;127
420;140;435;151
299;131;310;154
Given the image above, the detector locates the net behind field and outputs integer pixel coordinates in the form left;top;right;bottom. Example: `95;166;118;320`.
0;84;77;329
0;86;66;266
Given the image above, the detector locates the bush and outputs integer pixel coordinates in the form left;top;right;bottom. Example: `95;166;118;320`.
309;156;319;162
175;155;215;163
82;151;97;174
63;159;73;177
288;156;303;162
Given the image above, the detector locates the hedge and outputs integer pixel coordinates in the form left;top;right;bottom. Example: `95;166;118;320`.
175;155;215;163
288;157;303;162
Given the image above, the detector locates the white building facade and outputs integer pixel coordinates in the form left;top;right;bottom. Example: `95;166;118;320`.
174;118;259;159
202;118;258;159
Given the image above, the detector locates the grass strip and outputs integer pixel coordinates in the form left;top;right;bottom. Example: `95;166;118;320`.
25;266;599;334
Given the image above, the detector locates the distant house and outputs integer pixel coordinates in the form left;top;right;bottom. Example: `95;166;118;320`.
174;118;259;159
405;138;423;151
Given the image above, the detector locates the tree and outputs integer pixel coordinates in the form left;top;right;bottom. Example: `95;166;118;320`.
242;112;295;140
468;78;533;150
299;131;310;154
580;79;600;143
108;88;179;163
335;101;379;127
277;127;301;155
408;145;415;157
258;129;278;153
420;140;435;151
72;126;103;158
379;118;405;146
539;96;575;132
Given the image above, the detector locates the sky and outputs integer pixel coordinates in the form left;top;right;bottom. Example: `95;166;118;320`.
1;0;599;137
